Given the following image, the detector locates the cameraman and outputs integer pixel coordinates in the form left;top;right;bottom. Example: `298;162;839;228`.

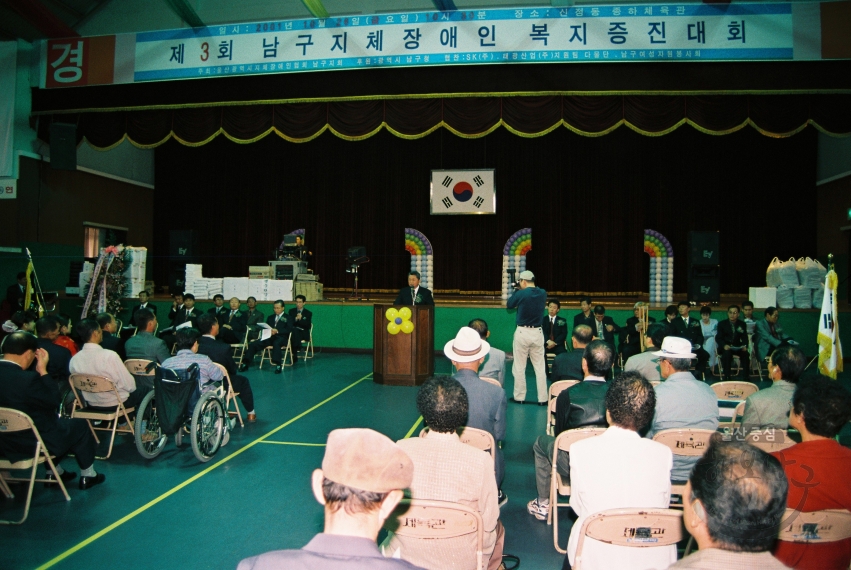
507;270;548;405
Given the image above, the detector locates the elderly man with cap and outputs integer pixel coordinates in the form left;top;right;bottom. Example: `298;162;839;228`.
506;270;548;405
445;326;508;505
237;428;421;570
645;336;718;483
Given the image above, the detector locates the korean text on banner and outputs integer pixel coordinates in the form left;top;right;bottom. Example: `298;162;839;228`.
817;270;844;379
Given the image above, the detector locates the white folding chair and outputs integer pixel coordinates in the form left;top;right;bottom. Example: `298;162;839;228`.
419;426;496;462
546;380;580;436
549;427;607;553
213;362;244;427
778;508;851;546
0;408;71;525
231;329;249;367
718;400;746;431
711;381;759;402
302;323;314;359
651;429;716;506
573;508;683;570
259;333;294;369
68;373;136;460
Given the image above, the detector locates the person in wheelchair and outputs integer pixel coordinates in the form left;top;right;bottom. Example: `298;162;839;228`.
162;327;224;427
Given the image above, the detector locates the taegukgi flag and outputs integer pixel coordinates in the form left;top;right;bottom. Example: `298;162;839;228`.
817;270;843;379
430;169;495;215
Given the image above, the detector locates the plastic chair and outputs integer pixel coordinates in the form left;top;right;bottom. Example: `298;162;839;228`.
651;429;716;506
383;498;484;570
549;427;607;553
572;508;683;570
778;508;851;545
0;408;71;525
68;373;136;459
546;380;579;436
212;362;244;427
711;381;759;402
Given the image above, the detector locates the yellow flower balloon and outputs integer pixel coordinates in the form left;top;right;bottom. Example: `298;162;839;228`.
385;308;399;321
400;320;414;334
399;307;412;320
387;322;401;335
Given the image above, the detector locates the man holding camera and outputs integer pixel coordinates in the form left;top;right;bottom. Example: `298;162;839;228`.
507;270;548;405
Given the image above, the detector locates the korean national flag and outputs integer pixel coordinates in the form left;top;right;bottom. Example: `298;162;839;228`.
430;169;495;215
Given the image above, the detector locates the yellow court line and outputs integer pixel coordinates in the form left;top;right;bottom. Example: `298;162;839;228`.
35;372;373;570
257;441;326;446
404;416;423;439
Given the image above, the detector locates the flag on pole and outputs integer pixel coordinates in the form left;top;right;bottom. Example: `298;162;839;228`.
817;269;844;379
23;261;34;313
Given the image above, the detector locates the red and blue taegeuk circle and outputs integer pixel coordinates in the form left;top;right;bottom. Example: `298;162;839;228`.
452;181;473;202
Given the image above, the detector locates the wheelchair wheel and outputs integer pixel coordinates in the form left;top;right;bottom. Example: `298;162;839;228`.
191;391;224;462
134;391;167;459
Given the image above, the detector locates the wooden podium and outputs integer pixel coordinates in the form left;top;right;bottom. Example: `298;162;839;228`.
373;305;434;386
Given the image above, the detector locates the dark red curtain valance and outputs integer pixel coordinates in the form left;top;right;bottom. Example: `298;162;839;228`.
40;94;851;148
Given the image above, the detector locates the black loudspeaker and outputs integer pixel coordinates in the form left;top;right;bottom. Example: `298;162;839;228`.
688;231;720;266
168;262;186;294
49;123;77;171
688;266;721;303
169;230;200;259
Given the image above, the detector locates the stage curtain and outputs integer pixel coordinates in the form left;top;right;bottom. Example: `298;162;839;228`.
40;94;851;149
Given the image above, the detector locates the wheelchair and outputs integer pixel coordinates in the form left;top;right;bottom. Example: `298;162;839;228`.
133;362;231;463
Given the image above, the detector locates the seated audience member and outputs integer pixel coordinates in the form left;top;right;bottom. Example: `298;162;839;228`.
573;297;595;329
528;340;613;521
591;305;619;347
53;313;78;356
624;322;667;383
128;290;156;328
96;312;126;360
671;437;789;569
239;300;293;373
551;325;593;382
69;318;149;412
160;293;202;350
672;301;709;377
387;376;504;570
244;296;265;341
218;297;246;345
755;307;798;362
662;304;678;335
543;299;568;356
772;376;851;570
0;332;105;490
167;293;184;322
468;318;506;386
646;337;718;482
742;300;757;334
207;294;229;324
619;302;656;364
125;309;170;365
237;428;420;570
162;328;224;415
715;305;749;380
699;306;718;370
32;316;72;392
196;313;256;422
3;309;37;335
445;327;507;501
289;294;313;357
741;346;805;429
565;371;675;570
6;271;28;310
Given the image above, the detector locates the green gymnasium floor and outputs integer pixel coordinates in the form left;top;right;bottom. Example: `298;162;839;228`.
2;353;849;570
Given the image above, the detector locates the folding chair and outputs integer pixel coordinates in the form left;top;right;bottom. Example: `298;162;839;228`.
419;426;496;462
302;323;314;359
479;376;501;388
711;381;759;402
744;428;796;453
546;352;556;375
572;508;683;570
68;373;136;460
778;508;851;546
383;498;484;570
259;333;294;369
230;329;249;367
0;408;71;525
213;362;244;427
549;427;607;553
546;380;579;436
714;347;743;379
651;429;716;507
718;400;746;431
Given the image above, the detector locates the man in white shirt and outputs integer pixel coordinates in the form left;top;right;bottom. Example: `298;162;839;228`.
566;370;675;570
69;318;149;411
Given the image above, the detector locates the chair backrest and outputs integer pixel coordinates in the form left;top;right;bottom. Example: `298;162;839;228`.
711;381;759;401
778;508;851;543
573;508;683;570
124;359;154;376
385;498;483;570
555;426;607;453
212;362;231;382
744;428;796;453
550;380;580;400
479;376;500;388
0;407;37;434
651;429;716;458
418;426;496;460
69;373;116;394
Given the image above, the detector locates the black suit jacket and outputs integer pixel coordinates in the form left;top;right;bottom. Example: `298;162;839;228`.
197;336;238;379
0;361;60;460
591;316;620;345
573;312;595;329
167;304;185;322
621;316;658;347
672;316;704;348
170;307;201;329
393;286;434;306
716;319;748;350
266;312;293;336
288;307;312;332
207;306;230;326
129;303;157;327
542;315;568;354
222;309;248;336
551;350;584;381
101;331;126;360
29;338;72;387
6;283;25;309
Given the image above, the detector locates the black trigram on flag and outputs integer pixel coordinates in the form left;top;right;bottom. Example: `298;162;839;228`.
473;196;484;208
441;176;453;187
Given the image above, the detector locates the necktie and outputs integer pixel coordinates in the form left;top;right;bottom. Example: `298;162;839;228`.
598;321;604;337
229;311;235;323
412;288;416;304
549;318;555;341
770;323;778;339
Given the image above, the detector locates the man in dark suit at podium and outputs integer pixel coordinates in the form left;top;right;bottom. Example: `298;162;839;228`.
393;271;434;306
